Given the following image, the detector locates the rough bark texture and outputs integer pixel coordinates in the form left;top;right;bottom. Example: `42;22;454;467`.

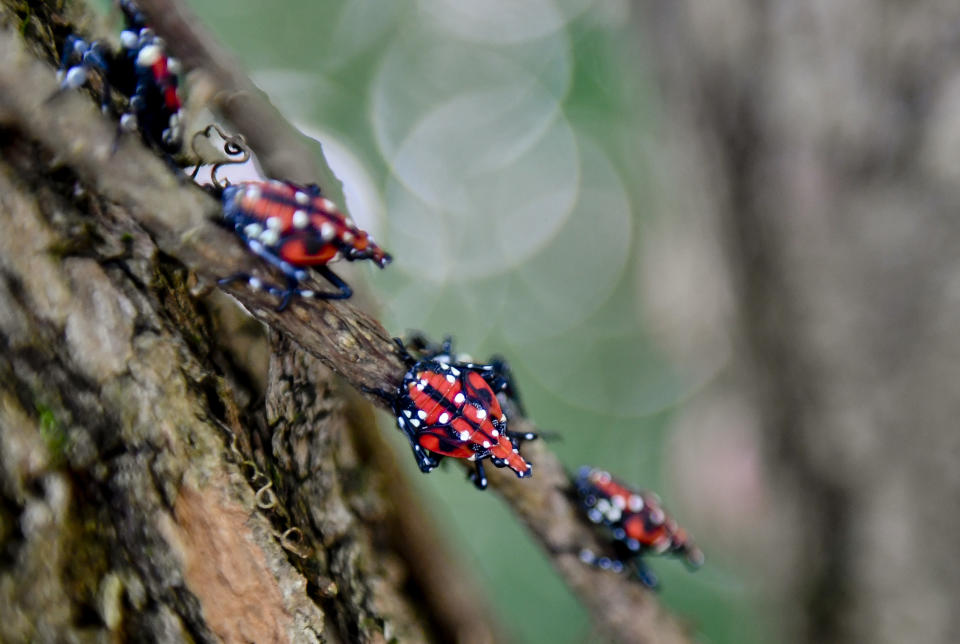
0;2;695;643
638;2;960;643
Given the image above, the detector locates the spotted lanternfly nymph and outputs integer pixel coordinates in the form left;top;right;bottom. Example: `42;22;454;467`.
574;466;704;588
216;179;391;311
56;0;184;155
391;336;536;489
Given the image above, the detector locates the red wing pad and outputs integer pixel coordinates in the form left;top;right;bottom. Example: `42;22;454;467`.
416;426;478;460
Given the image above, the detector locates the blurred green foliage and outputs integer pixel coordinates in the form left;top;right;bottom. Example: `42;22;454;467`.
164;1;760;641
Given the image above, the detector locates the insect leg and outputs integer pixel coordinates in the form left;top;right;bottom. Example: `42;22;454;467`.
630;558;660;589
269;265;352;311
482;358;527;416
314;265;353;300
468;460;489;490
578;548;626;572
394;414;440;473
49;37;96;104
505;430;538;444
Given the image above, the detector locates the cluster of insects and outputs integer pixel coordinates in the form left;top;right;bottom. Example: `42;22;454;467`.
55;0;703;590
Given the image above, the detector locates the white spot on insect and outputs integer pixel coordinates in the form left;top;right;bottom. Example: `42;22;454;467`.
120;30;138;49
596;499;611;514
438;413;450;424
417;410;427;420
266;216;282;230
612;495;626;510
628;495;644;512
482;441;490;448
342;232;354;244
587;509;603;523
606;507;622;522
319;198;336;211
269;179;285;188
403;409;412;418
344;217;356;227
416;382;425;391
119;113;138;132
467;454;477;461
398;417;406;427
295;191;310;205
259;229;279;246
459;431;470;441
300;290;315;298
449;368;460;376
453;393;465;404
64;66;88;89
248;277;263;290
410;419;420;428
320;222;336;241
446;374;456;383
475;409;486;420
292;210;309;228
500;414;506;423
580;548;595;563
136;44;162;68
167;57;182;75
650;507;665;525
245;185;262;200
513;448;519;453
626;538;640;551
491;429;499;437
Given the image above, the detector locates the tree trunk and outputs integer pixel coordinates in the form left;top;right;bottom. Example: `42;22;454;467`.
638;2;960;642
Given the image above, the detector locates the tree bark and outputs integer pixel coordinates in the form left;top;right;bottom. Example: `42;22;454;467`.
637;2;960;642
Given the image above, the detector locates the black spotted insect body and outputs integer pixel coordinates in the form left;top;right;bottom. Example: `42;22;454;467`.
57;0;184;154
392;336;536;489
574;466;704;588
217;180;391;310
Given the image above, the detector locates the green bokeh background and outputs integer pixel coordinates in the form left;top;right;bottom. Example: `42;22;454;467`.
161;1;760;641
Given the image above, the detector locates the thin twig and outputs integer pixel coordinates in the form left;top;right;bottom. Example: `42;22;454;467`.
0;23;693;644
